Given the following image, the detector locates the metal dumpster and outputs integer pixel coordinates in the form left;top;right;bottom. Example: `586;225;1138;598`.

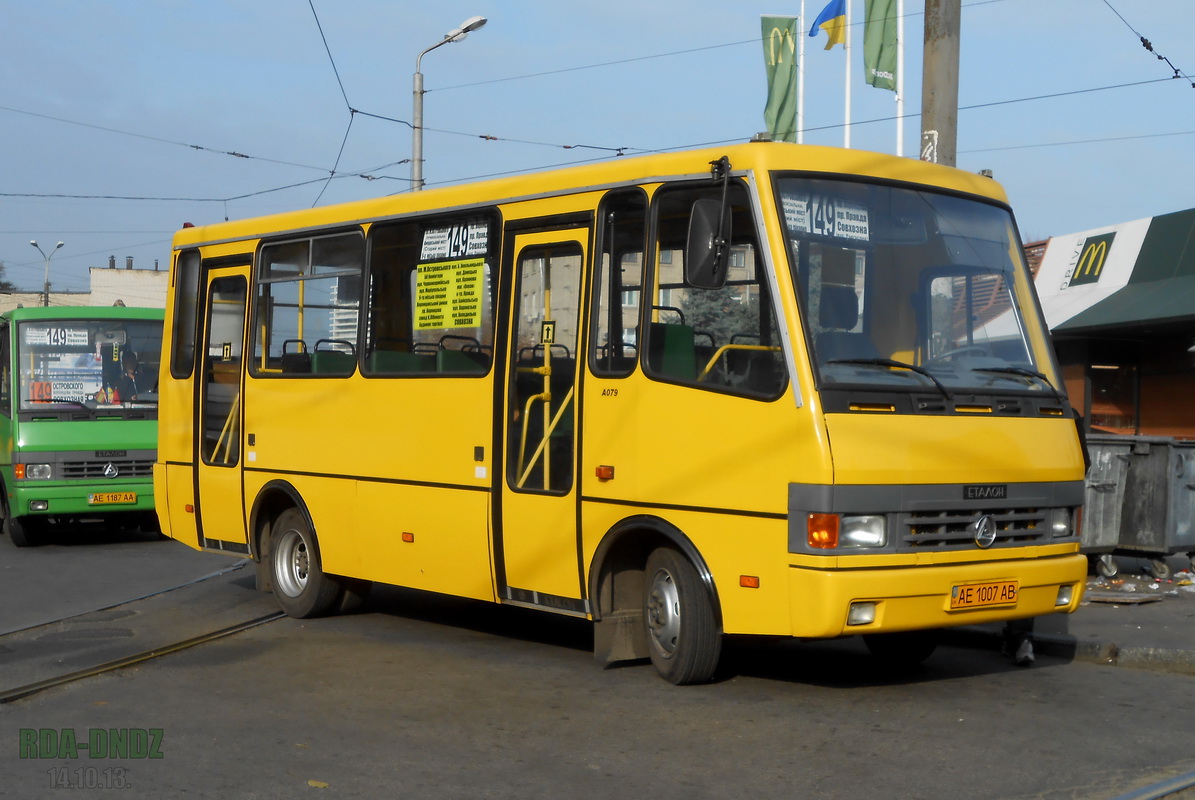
1113;436;1195;579
1082;435;1134;577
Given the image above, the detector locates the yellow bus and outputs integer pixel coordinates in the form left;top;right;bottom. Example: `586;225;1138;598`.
155;142;1087;684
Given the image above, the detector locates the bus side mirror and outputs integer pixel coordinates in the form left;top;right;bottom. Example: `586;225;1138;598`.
685;198;731;289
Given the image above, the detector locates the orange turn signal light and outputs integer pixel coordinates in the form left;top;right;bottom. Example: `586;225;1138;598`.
807;513;839;549
401;532;415;543
595;465;615;481
739;575;760;589
14;464;24;479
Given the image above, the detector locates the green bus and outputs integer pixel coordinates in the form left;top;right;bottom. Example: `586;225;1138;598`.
0;306;164;547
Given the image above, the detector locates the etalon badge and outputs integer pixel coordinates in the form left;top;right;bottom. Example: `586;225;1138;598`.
972;514;997;548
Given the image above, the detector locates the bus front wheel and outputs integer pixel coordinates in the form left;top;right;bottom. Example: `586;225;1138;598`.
268;508;342;618
5;515;42;548
643;547;721;685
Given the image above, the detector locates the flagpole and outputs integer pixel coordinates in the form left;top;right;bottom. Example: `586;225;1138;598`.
895;0;904;156
844;0;852;148
798;0;806;143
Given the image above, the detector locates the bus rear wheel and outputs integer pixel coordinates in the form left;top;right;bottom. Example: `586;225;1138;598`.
643;547;721;685
268;508;343;618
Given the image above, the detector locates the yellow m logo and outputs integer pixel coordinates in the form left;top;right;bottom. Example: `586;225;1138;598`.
1070;233;1115;287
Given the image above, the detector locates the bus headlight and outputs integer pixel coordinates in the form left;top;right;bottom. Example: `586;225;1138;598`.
22;463;53;480
841;515;886;548
1046;508;1072;537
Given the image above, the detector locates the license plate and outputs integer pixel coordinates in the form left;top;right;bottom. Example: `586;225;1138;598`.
951;580;1019;610
88;492;137;505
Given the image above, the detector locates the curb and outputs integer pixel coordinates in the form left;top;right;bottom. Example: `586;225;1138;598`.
941;627;1195;676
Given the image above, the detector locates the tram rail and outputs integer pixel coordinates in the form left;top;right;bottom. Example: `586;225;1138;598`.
0;563;283;704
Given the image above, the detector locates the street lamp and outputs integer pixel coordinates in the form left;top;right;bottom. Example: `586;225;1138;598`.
29;239;64;307
411;15;487;192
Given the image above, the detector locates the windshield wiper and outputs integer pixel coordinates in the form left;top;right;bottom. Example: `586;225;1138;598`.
970;367;1064;401
826;358;953;400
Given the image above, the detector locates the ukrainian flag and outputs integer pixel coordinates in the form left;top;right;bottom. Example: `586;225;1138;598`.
810;0;847;50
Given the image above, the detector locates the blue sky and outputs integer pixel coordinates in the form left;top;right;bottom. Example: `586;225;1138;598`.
2;0;1192;294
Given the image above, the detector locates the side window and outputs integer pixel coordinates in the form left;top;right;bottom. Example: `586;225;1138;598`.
252;232;364;377
0;325;9;416
170;249;201;379
643;183;787;399
590;189;647;377
363;214;497;376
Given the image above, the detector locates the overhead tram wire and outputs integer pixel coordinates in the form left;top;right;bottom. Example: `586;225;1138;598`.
0;0;1021;203
1100;0;1195;88
961;129;1195;155
0;105;334;174
3;72;1179;204
3;0;1178;205
308;0;356;206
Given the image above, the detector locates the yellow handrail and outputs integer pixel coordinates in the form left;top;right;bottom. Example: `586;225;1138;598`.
698;344;781;381
516;386;574;490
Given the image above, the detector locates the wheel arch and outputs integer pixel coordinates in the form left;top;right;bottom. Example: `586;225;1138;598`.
588;514;722;667
248;480;317;592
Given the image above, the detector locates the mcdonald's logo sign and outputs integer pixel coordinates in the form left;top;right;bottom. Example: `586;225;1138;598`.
1069;233;1115;286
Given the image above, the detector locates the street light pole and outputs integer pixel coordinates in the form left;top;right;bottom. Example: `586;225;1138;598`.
411;15;487;192
29;239;64;307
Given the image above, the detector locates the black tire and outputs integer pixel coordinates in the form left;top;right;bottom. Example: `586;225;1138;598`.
863;630;940;666
268;508;342;618
643;547;721;685
6;515;43;548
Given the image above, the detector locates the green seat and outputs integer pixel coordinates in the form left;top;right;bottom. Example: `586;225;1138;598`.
368;351;434;373
310;350;355;375
437;349;486;374
648;322;697;381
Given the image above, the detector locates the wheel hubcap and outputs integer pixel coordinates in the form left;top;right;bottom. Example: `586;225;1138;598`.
274;529;310;598
647;568;681;656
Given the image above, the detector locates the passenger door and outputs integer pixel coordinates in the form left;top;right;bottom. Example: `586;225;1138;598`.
498;227;588;613
194;267;250;550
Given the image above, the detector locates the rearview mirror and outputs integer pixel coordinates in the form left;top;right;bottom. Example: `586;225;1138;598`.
685;198;731;289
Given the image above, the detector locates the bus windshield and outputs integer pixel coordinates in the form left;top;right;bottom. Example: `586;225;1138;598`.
777;175;1054;397
17;318;163;412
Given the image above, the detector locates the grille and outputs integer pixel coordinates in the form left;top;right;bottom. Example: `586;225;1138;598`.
900;508;1049;549
61;460;154;480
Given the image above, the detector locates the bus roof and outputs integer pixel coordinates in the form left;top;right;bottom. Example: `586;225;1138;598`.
172;141;1011;250
2;306;165;323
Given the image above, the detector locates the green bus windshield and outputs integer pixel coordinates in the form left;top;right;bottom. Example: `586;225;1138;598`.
17;318;163;411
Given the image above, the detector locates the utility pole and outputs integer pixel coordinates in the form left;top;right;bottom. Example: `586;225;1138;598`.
920;0;960;166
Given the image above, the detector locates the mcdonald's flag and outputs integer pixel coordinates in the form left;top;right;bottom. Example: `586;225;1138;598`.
863;0;898;91
761;16;799;142
810;0;847;50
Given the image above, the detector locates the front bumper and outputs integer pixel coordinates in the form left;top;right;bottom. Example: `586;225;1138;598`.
788;551;1087;638
11;480;156;517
